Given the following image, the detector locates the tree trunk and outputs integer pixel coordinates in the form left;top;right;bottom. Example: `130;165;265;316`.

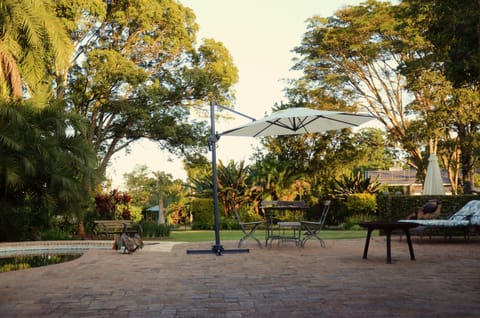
158;197;165;224
78;221;87;240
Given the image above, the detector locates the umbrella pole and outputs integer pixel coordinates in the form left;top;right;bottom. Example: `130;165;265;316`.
187;101;250;255
210;100;223;254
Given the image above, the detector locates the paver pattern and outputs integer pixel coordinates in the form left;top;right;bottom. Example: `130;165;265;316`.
0;237;479;317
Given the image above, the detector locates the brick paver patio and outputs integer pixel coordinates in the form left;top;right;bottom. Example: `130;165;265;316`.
0;236;479;317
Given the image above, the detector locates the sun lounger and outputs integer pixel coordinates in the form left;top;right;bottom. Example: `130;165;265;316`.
399;200;480;240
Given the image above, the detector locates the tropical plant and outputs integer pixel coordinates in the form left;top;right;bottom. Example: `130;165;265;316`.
0;100;98;241
0;0;72;101
189;160;250;218
333;170;382;199
94;189;134;220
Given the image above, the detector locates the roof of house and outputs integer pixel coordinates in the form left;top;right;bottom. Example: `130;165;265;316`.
366;169;450;186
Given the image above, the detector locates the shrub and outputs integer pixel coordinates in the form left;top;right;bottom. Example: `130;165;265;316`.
140;221;171;238
191;221;213;230
346;193;377;215
39;228;76;240
191;198;215;225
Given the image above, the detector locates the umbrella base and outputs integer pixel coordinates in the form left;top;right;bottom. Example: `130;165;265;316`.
186;244;249;256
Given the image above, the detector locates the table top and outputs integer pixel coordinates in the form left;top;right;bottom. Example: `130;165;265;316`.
359;221;418;230
260;200;308;210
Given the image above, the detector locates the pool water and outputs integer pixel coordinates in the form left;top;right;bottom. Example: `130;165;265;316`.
0;253;82;273
0;241;113;273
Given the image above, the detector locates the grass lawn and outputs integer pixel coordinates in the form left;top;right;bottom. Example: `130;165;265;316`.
167;229;370;242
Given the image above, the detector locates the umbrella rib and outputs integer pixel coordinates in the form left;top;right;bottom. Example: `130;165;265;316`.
267;117;310;133
270;114;368;133
253;122;276;137
317;114;367;127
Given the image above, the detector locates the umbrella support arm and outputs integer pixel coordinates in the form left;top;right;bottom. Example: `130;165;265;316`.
187;101;252;256
215;103;257;122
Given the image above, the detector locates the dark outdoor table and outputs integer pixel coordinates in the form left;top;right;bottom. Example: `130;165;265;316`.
359;221;418;264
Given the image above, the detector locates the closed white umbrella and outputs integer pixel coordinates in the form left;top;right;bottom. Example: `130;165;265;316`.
221;107;375;137
423;153;445;195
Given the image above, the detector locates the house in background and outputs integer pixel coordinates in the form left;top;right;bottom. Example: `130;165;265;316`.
366;167;451;195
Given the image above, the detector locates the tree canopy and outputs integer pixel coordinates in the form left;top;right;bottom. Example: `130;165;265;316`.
54;0;239;172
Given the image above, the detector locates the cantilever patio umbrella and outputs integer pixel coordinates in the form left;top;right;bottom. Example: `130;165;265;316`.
423;153;445;195
221;107;376;137
187;104;376;256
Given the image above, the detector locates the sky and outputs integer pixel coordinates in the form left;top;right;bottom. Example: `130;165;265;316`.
106;0;365;188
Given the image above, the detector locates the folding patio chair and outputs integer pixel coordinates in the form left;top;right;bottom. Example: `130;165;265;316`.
300;200;331;247
234;207;263;248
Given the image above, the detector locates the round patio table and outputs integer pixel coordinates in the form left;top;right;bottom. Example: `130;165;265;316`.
359;221;418;264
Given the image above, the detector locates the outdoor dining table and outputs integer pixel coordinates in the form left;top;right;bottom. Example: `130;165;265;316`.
259;200;308;246
359;221;418;264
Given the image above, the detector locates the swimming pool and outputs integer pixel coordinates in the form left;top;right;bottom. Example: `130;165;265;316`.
0;241;114;272
0;241;113;258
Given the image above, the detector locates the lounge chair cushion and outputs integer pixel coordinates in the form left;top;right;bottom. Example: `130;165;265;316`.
470;210;480;226
407;219;470;227
449;200;480;221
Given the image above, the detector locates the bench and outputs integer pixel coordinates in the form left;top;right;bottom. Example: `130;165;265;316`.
93;220;138;239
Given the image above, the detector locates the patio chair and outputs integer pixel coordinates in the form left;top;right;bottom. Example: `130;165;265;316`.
300;200;331;247
234;207;263;248
275;201;307;246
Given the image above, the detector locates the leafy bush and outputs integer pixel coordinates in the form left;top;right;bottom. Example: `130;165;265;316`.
191;198;215;225
346;193;377;215
38;228;76;240
220;217;240;230
83;210;100;235
140;221;171;238
191;221;213;230
345;214;375;230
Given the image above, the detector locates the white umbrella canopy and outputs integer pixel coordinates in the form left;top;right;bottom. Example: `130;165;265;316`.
423;153;445;195
221;107;376;137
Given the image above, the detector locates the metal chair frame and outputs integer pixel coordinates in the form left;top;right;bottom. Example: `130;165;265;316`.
300;200;331;247
234;209;262;248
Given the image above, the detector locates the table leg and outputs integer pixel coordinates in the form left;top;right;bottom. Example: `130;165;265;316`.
265;222;271;247
385;229;392;264
403;228;416;260
363;229;373;259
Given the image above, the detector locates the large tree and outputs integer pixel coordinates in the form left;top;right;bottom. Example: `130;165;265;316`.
290;0;480;193
292;1;423;167
53;0;239;173
400;0;480;193
403;0;480;87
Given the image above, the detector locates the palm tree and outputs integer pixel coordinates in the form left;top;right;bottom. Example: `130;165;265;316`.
0;100;98;240
0;0;72;100
152;171;174;225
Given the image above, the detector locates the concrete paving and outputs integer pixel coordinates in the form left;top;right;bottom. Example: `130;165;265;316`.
0;236;479;317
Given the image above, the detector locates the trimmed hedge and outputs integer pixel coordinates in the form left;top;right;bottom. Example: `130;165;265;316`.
376;194;477;221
